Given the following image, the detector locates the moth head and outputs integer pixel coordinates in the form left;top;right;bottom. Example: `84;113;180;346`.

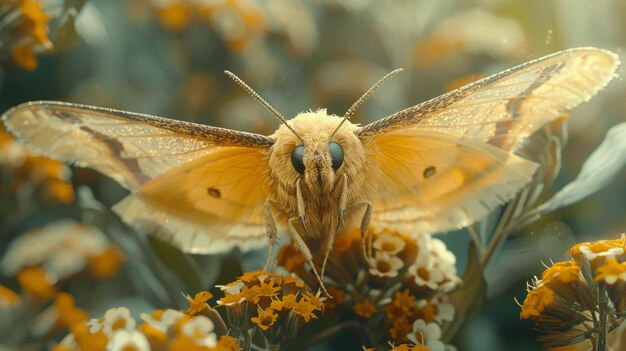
269;110;363;192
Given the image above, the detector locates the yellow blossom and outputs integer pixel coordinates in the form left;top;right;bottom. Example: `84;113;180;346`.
54;292;89;328
256;279;280;298
594;259;626;284
138;322;168;349
17;266;57;299
218;292;244;306
520;285;555;319
240;285;261;303
354;299;377;318
156;2;191;31
542;261;581;284
11;45;38;70
250;307;278;330
390;318;412;341
276;245;306;271
185;291;214;315
87;247;124;279
215;335;240;351
291;298;319;322
71;324;108;351
0;285;20;307
393;289;416;311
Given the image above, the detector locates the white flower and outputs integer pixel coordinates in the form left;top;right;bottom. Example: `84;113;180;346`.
409;262;445;290
372;231;406;255
216;282;244;295
180;316;217;348
407;319;445;351
89;307;136;335
579;245;624;261
107;330;150;351
432;295;455;323
408;235;459;289
1;220;111;278
141;309;185;333
368;251;404;278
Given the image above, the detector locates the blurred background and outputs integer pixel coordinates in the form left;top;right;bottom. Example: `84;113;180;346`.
1;0;625;350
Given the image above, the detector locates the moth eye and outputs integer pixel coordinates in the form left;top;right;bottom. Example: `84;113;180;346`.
329;142;344;171
291;145;305;174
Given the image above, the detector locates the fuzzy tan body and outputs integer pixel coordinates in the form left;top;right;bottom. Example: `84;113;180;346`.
266;111;377;248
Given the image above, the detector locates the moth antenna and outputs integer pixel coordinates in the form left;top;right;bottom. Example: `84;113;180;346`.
330;68;404;138
224;70;304;143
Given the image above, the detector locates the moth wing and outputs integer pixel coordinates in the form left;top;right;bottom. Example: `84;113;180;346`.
2;101;274;253
364;131;537;233
358;48;619;151
358;48;619;234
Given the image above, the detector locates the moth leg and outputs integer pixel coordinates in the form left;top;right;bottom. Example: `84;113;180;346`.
320;225;336;280
288;217;329;296
263;199;278;272
295;179;309;234
337;173;348;228
321;174;348;278
344;201;373;263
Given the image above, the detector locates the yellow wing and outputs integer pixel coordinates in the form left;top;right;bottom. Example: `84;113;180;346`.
358;47;619;234
2;101;274;253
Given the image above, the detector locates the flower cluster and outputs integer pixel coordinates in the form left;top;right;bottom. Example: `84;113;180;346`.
1;127;75;204
141;0;317;56
520;234;626;348
215;270;324;348
49;271;323;350
149;0;265;53
53;305;239;351
0;0;52;69
277;227;459;350
2;220;124;283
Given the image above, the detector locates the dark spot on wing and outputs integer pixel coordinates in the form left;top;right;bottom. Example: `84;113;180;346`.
207;187;221;198
423;166;436;179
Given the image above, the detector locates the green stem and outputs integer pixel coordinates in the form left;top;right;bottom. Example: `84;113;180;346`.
480;198;519;269
595;285;609;351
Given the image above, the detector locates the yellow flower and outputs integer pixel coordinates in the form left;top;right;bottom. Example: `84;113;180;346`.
594;259;626;284
138;323;168;349
185;291;214;315
215;335;240;351
54;292;89;329
11;45;38;70
393;289;416;311
276;245;306;271
520;285;555;319
217;292;244;306
156;2;192;31
256;279;280;298
354;299;378;318
394;344;432;351
324;286;344;309
17;266;57;299
240;285;261;303
389;318;412;341
291;298;319;322
0;284;20;307
251;307;278;330
87;247;124;279
542;261;581;284
71;323;108;351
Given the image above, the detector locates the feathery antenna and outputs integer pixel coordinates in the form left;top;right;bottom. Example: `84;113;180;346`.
224;70;303;142
330;68;404;138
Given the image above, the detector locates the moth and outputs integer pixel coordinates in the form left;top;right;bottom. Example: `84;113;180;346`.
2;47;619;283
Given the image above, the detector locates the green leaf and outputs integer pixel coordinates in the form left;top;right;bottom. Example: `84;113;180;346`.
148;236;206;293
